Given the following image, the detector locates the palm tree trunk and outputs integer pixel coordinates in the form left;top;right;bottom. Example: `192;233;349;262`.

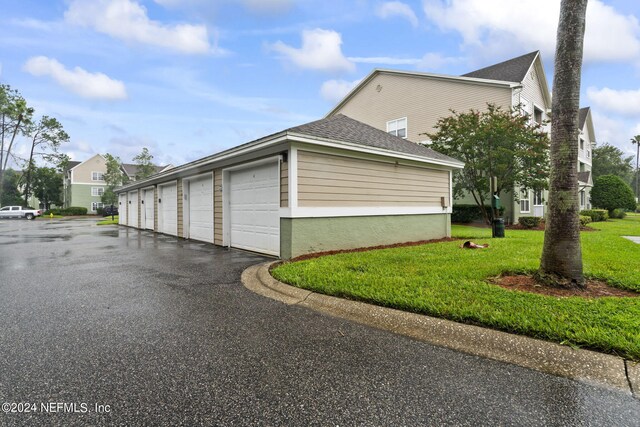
538;0;588;288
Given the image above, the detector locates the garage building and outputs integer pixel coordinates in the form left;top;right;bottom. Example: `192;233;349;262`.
115;115;463;258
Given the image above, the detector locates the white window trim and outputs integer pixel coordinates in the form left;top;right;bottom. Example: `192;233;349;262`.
386;117;408;139
91;187;105;196
532;103;545;125
520;190;531;214
91;171;105;181
91;201;104;211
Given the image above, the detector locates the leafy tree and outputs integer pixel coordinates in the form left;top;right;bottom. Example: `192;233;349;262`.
31;167;63;210
101;153;126;206
0;85;34;202
0;168;23;206
539;0;588;289
22;116;69;205
591;143;634;184
132;147;155;180
426;103;550;224
591;175;636;213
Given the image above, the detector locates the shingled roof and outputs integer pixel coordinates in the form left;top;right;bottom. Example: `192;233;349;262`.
462;51;539;83
121;163;168;179
579;107;590;129
289;114;462;165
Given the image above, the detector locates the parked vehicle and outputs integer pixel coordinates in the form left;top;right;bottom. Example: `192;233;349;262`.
102;205;119;217
0;206;42;220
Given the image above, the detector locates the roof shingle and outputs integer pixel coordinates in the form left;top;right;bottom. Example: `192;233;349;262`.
288;114;462;165
462;51;539;83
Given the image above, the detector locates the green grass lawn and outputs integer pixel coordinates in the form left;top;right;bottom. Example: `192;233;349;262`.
272;214;640;360
96;216;119;225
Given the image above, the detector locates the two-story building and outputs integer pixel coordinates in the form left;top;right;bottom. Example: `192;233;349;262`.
327;51;595;223
63;154;172;213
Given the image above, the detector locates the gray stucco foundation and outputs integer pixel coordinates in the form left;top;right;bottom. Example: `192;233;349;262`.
280;214;451;259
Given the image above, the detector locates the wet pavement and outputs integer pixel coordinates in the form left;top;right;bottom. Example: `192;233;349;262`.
0;218;639;426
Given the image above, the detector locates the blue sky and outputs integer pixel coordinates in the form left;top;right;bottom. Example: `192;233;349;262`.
2;0;640;167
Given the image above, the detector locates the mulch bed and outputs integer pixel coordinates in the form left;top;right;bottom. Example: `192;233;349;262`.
489;274;639;298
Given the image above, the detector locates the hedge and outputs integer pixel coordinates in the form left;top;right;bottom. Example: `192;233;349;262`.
518;216;542;229
580;209;609;222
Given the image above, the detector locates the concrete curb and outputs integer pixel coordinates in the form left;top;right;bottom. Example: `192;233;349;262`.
242;261;638;398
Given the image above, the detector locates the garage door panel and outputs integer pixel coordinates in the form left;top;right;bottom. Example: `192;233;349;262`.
228;162;279;256
128;191;138;228
159;183;177;236
144;189;154;230
118;193;127;225
186;175;213;243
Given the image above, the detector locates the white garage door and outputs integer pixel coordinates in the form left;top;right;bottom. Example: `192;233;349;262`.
158;182;177;236
143;188;154;230
228;161;280;256
118;193;127;225
127;190;138;228
185;174;214;243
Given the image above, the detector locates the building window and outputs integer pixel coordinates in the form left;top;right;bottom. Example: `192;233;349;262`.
580;191;585;207
579;138;585;151
520;189;530;213
533;190;543;206
387;118;407;138
91;187;105;196
91;202;104;212
533;106;543;125
92;171;105;181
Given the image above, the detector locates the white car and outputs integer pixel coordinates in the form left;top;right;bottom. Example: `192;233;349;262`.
0;206;42;220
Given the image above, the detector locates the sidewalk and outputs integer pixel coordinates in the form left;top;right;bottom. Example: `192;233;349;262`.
242;261;639;399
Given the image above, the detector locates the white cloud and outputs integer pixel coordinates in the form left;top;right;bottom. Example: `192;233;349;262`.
349;56;421;65
64;0;214;55
269;28;355;73
417;52;465;71
587;87;640;117
320;79;361;103
23;56;127;100
376;1;419;28
422;0;640;63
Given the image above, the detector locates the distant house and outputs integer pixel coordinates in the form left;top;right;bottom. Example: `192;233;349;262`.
63;154;171;212
327;51;595;223
578;107;595;210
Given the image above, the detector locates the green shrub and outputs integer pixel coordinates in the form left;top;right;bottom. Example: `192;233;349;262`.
518;216;542;229
96;207;104;215
452;204;487;223
579;215;592;226
610;208;627;219
43;208;62;216
63;206;88;216
591;175;636;212
580;209;609;222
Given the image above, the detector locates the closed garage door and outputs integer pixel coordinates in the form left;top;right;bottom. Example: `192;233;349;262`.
158;182;177;236
143;188;154;230
127;190;138;228
185;174;214;243
228;161;280;256
118;193;127;225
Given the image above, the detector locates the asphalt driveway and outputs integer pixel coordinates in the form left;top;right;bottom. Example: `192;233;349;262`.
0;218;638;426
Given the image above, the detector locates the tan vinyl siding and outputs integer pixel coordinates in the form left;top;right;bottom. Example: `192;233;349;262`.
177;178;183;237
136;189;141;228
297;150;449;207
334;73;512;143
280;160;289;208
519;65;549;120
154;186;158;231
71;154;107;183
214;169;223;245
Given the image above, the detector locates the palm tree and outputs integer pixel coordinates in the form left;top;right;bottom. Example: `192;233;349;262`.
631;135;640;201
538;0;589;289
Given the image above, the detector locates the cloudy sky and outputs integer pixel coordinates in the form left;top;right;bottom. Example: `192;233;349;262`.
2;0;639;167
